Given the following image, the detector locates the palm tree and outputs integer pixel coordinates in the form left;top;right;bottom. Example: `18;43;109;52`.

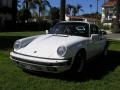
12;0;17;23
24;0;33;9
76;4;83;15
96;0;99;13
66;4;83;16
60;0;66;21
50;7;60;20
89;4;92;13
65;4;72;15
33;0;43;17
34;0;51;19
43;0;52;20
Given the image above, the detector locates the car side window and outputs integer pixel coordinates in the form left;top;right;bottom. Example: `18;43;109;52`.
90;25;99;34
75;24;89;37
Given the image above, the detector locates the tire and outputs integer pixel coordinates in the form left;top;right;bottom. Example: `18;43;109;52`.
102;43;109;57
102;47;108;56
71;50;86;73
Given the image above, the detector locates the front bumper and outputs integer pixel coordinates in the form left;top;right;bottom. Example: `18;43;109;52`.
10;52;72;73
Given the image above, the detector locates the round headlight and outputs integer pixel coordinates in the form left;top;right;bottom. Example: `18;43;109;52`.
57;46;67;56
14;40;21;50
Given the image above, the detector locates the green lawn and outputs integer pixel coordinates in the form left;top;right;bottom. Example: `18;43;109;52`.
0;32;120;90
0;31;45;36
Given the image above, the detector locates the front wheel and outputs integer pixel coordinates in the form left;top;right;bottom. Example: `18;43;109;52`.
102;42;109;57
70;50;86;73
102;47;108;56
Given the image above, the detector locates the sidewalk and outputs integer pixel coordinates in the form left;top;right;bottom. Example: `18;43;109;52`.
106;31;120;40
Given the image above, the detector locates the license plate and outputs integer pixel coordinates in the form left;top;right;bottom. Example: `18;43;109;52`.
24;64;42;71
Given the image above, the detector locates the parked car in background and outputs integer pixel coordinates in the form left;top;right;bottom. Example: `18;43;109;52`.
10;21;108;73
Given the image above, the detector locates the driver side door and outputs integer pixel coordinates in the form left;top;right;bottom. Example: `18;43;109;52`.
87;24;100;59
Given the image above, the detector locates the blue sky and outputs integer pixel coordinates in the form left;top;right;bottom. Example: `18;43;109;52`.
49;0;105;14
20;0;106;15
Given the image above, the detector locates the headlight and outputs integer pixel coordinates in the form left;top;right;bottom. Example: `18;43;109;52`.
14;40;21;50
13;36;37;51
57;46;67;57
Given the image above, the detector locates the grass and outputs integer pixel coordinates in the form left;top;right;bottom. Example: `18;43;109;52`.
0;31;45;36
0;31;45;49
0;32;120;90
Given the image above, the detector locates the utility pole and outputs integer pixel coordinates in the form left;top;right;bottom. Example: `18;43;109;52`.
12;0;17;23
60;0;66;21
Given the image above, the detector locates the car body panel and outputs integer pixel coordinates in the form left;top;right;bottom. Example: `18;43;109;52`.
10;21;107;73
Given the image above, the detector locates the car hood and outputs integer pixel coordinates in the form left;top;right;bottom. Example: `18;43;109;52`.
16;34;87;59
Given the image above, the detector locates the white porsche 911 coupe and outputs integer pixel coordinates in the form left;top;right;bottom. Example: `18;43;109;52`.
10;21;108;73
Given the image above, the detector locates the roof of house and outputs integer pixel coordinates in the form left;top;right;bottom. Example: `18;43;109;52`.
102;0;117;7
65;16;100;22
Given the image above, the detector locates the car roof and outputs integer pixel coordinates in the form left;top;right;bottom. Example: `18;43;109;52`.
60;21;92;24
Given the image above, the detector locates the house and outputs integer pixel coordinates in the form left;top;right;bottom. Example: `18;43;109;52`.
65;15;100;24
101;0;118;27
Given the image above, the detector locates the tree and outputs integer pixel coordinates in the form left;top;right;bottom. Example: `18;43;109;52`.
72;6;78;16
33;0;51;19
50;7;60;20
116;0;120;32
112;0;120;33
23;0;33;9
17;9;32;23
12;0;17;23
60;0;66;21
66;4;83;16
66;4;73;15
96;0;99;13
89;4;92;13
76;4;83;15
43;0;52;19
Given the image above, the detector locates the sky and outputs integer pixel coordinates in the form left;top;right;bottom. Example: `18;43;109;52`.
20;0;106;15
48;0;106;15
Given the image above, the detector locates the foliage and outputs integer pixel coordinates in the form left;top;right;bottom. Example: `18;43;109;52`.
17;9;32;23
66;4;83;16
50;7;60;20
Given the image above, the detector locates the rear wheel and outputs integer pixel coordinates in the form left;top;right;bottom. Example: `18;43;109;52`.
102;42;109;57
71;50;86;72
103;47;108;56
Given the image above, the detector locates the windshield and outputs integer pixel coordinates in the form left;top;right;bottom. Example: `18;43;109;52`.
49;22;89;37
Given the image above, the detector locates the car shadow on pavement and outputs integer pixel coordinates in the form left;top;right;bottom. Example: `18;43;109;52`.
27;50;120;82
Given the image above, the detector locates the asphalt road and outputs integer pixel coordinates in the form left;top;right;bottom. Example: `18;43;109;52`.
106;33;120;40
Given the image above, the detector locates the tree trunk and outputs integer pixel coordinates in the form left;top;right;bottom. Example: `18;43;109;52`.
112;0;120;33
60;0;66;21
12;0;17;23
96;0;99;13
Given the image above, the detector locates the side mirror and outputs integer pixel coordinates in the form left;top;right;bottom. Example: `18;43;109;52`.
46;30;48;34
90;34;98;41
101;31;107;35
100;29;107;35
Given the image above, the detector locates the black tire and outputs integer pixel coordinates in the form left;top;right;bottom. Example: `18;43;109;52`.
71;50;86;73
101;42;109;57
102;47;108;56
